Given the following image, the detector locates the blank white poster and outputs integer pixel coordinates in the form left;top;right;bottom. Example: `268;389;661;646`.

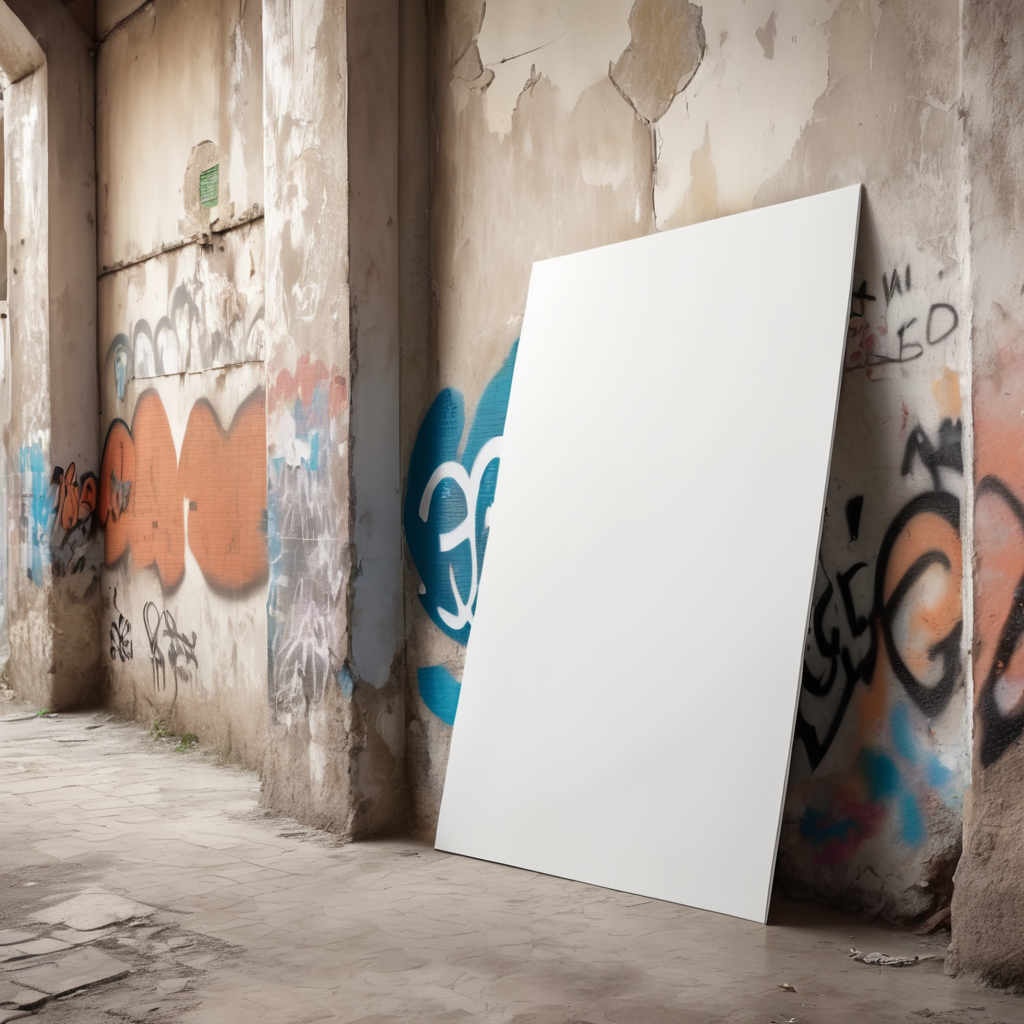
435;185;862;924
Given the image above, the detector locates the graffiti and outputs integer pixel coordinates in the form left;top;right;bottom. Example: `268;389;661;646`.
178;394;269;591
103;229;266;388
266;355;348;716
974;476;1024;767
143;601;198;698
404;342;518;724
797;419;963;769
99;390;268;594
972;344;1024;769
846;265;959;376
416;665;462;727
19;441;51;586
50;462;98;578
405;342;517;646
109;588;133;663
127;297;265;378
106;334;132;402
795;411;965;866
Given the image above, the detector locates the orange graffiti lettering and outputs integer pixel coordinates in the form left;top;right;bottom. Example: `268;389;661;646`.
99;389;267;593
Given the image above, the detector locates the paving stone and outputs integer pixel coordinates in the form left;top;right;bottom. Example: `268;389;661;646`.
10;989;47;1010
31;892;152;931
0;935;34;948
10;939;70;957
156;978;189;994
0;980;32;1003
48;927;114;945
11;947;131;996
0;1010;32;1022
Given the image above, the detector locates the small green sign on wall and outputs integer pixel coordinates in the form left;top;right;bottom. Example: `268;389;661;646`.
199;164;220;209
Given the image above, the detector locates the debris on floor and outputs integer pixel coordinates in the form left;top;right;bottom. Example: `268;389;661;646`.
849;948;943;967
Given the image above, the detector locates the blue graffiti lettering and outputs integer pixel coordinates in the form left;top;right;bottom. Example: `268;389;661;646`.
404;341;517;646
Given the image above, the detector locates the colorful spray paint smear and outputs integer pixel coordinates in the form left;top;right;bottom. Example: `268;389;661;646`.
19;442;51;586
405;342;517;723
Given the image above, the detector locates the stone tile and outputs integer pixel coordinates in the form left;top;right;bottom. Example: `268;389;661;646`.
8;939;70;958
0;934;34;948
0;1009;33;1023
0;980;33;1003
31;892;152;931
10;947;131;995
32;838;95;860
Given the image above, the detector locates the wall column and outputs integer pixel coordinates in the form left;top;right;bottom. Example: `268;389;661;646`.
2;0;100;710
262;0;404;835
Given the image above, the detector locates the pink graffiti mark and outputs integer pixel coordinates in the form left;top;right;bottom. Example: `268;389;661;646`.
801;793;887;867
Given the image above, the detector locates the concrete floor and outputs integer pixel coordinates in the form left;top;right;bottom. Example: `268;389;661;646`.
1;699;1022;1024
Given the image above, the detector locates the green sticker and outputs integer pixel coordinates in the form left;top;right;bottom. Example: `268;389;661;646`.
199;164;219;209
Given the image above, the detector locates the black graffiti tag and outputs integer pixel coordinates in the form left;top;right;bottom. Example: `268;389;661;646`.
143;601;198;713
109;588;133;663
975;476;1024;767
796;420;963;769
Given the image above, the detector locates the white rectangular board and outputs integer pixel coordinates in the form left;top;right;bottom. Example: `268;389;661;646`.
435;185;862;924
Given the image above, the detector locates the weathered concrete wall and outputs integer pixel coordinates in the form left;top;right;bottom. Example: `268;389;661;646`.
3;0;102;710
3;56;49;705
764;2;969;926
97;0;264;273
347;0;406;832
260;0;406;836
96;0;268;765
947;0;1024;988
404;0;970;926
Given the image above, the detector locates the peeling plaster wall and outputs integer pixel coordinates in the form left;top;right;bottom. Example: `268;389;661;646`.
948;0;1024;988
96;0;268;765
5;62;52;707
4;0;102;710
97;0;264;274
405;0;970;924
262;0;360;831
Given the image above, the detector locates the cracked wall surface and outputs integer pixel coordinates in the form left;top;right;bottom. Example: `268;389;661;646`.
96;0;269;766
948;0;1024;987
3;0;103;712
404;0;971;927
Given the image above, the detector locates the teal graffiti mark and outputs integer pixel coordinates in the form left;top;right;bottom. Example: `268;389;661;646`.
404;342;518;647
857;747;925;848
19;442;51;586
404;342;518;727
337;663;354;698
105;334;132;402
799;743;930;865
890;702;956;795
417;665;461;727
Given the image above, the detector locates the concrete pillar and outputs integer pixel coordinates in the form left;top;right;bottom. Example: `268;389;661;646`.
262;0;404;835
948;0;1024;987
1;0;101;710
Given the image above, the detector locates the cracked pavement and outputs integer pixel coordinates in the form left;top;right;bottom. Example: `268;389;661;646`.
1;700;1023;1023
